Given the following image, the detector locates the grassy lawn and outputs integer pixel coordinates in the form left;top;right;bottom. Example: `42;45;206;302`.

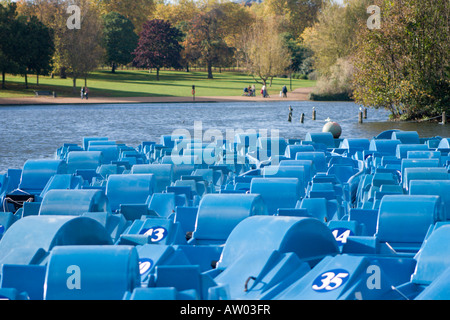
0;68;316;98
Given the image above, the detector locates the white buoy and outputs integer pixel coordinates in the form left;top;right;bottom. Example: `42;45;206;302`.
322;121;342;138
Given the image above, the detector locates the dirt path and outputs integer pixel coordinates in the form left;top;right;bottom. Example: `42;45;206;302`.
0;87;314;105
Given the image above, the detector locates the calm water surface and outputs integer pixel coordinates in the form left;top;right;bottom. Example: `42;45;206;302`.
0;101;448;173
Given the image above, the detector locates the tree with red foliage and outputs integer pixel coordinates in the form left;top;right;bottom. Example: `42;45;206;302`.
132;19;183;80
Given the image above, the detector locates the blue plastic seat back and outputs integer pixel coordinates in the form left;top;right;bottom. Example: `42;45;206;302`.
217;216;339;270
235;133;259;148
0;212;17;239
39;189;111;216
131;164;174;193
279;159;316;180
339;138;370;155
407;150;441;160
401;159;440;180
39;174;83;199
374;129;401;139
66;151;103;174
153;265;207;298
87;144;120;164
349;208;379;236
0;264;46;300
83;137;108;151
160;134;187;149
327;164;357;184
97;164;125;178
0;216;112;265
437;138;450;149
369;139;401;156
257;137;287;158
295;152;327;172
305;132;335;148
396;144;429;159
412;225;450;285
409;180;450;221
415;266;450;300
263;166;307;197
284;145;314;159
148;193;176;218
402;167;449;191
191;194;268;244
299;198;330;222
105;174;155;212
376;195;443;246
18;159;67;194
391;131;420;144
250;177;301;215
328;156;358;168
44;245;139;300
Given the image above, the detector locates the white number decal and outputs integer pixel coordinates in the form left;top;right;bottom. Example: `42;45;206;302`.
140;227;168;242
312;269;349;292
331;228;353;245
139;258;154;275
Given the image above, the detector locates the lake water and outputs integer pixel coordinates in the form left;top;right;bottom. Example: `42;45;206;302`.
1;101;448;173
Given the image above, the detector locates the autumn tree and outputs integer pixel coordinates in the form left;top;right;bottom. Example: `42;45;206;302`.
0;2;22;89
302;0;371;76
58;0;105;92
0;2;54;89
186;7;232;79
132;19;183;81
240;16;290;86
263;0;324;39
102;12;138;73
20;16;54;87
94;0;155;33
352;0;450;120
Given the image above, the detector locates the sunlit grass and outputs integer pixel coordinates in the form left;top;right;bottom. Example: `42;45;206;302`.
0;68;316;98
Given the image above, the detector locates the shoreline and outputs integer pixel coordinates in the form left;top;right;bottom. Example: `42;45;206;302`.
0;87;314;106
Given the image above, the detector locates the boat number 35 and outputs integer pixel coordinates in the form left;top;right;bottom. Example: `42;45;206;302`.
139;226;168;242
312;269;350;292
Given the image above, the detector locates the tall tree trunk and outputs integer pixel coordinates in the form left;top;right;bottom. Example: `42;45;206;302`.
60;67;66;79
207;62;213;79
111;62;116;73
156;67;160;81
84;76;87;87
25;73;28;89
37;74;39;86
72;77;77;94
1;71;5;89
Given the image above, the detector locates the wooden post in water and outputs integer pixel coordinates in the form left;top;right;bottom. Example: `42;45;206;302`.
364;108;367;119
443;111;447;124
300;113;305;123
288;106;293;122
359;111;363;123
312;107;316;120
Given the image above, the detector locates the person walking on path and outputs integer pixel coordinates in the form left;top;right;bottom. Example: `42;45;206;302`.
81;87;85;100
84;87;89;100
282;85;288;98
261;84;267;98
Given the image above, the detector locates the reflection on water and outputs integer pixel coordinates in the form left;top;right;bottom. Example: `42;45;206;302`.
0;101;448;172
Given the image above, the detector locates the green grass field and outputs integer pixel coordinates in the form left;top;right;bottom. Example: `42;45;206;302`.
0;68;316;98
